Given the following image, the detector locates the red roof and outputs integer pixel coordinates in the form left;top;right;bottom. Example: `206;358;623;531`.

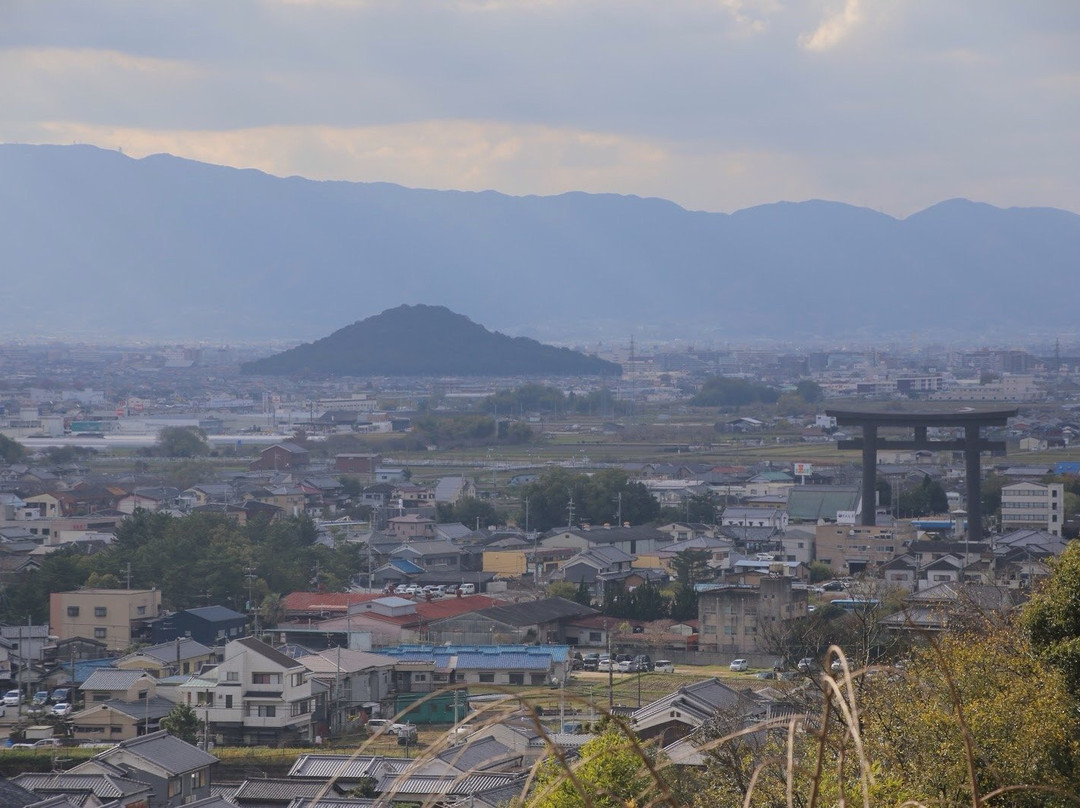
353;594;503;628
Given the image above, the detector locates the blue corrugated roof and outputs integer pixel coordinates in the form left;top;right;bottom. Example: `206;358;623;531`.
456;652;551;670
389;559;424;573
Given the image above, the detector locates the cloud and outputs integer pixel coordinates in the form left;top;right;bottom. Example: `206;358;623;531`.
800;0;865;51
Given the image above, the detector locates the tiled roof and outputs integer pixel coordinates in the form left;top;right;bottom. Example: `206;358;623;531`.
232;778;338;801
434;736;517;772
11;772;150;800
288;753;397;779
182;605;247;622
86;695;176;721
234;636;304;668
98;729;218;775
81;668;155;691
380;773;524;797
469;597;597;627
119;637;212;664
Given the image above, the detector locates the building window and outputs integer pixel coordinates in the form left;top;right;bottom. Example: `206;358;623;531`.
94;627;107;639
256;705;276;717
252;673;281;685
190;769;207;789
589;632;602;643
531;673;547;685
137;605;147;615
478;673;495;683
67;606;80;617
94;606;107;617
225;695;233;709
414;674;427;682
168;778;182;798
508;673;525;685
291;672;304;687
226;672;239;682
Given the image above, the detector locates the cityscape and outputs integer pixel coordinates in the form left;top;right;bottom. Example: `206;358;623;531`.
2;1;1078;806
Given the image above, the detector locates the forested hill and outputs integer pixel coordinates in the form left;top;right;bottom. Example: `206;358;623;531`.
240;304;621;377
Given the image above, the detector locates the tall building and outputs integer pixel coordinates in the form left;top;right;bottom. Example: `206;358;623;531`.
50;589;162;651
1000;481;1065;536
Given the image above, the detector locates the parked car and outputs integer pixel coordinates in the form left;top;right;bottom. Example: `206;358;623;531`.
633;654;653;672
366;719;392;734
597;657;614;672
3;690;22;707
458;583;476;595
31;691;49;706
394;724;418;743
617;658;636;673
582;653;600;671
654;659;675;673
50;688;71;704
797;657;815;672
830;658;844;673
52;703;73;717
729;659;748;672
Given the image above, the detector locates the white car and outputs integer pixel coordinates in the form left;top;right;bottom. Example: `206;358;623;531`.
654;660;675;673
617;659;635;673
52;703;73;717
729;659;748;672
597;657;614;672
3;690;22;707
366;719;392;734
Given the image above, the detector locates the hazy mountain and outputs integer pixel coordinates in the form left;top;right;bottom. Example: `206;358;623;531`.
2;143;1078;345
241;304;621;377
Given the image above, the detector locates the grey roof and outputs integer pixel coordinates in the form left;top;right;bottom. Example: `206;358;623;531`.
118;637;213;665
0;779;39;807
471;597;597;627
234;636;305;669
97;729;218;775
434;736;517;772
81;668;155;691
12;772;150;800
786;485;861;521
288;753;402;780
87;695;176;721
183;605;247;622
233;778;340;801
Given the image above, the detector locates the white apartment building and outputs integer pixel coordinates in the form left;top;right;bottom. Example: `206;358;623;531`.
1000;481;1065;536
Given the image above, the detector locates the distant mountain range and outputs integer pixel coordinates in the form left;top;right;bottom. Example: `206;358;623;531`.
2;143;1078;345
241;304;621;377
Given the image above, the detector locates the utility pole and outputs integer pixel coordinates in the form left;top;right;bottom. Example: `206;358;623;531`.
567;494;575;531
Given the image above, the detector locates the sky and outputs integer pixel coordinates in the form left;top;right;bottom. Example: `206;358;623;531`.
2;0;1078;217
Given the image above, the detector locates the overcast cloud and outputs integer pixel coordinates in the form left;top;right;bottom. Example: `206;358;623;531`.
2;0;1077;215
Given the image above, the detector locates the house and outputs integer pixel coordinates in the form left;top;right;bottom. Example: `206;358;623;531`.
11;771;153;808
721;506;789;531
434;476;477;505
425;597;598;645
390;540;466;572
182;636;315;746
115;638;216;678
249;443;310;472
375;643;571;687
117;487;182;514
70;695;178;743
541;524;670;557
80;669;159;705
294;648;395;736
334;453;383;476
630;678;756;746
387;514;436;540
785;484;862;523
149;605;248;646
559;545;636;598
50;588;162;651
67;730;218;807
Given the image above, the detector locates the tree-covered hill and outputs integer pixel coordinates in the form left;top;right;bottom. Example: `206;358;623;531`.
240;304;621;377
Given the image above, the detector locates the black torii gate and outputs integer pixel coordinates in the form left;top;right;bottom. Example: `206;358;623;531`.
825;404;1018;542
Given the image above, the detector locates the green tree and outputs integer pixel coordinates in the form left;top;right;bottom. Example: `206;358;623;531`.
529;728;654;808
160;703;204;745
669;584;699;622
795;379;824;403
691;376;779;407
808;560;833;583
546;581;579;601
670;549;711;586
156;426;210;458
0;433;26;464
436;497;502;529
574;581;593;607
1023;538;1080;699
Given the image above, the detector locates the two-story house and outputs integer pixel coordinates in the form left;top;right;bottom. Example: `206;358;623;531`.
182;636;315;746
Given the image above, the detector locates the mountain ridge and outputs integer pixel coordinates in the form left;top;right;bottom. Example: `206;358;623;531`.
2;143;1077;344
